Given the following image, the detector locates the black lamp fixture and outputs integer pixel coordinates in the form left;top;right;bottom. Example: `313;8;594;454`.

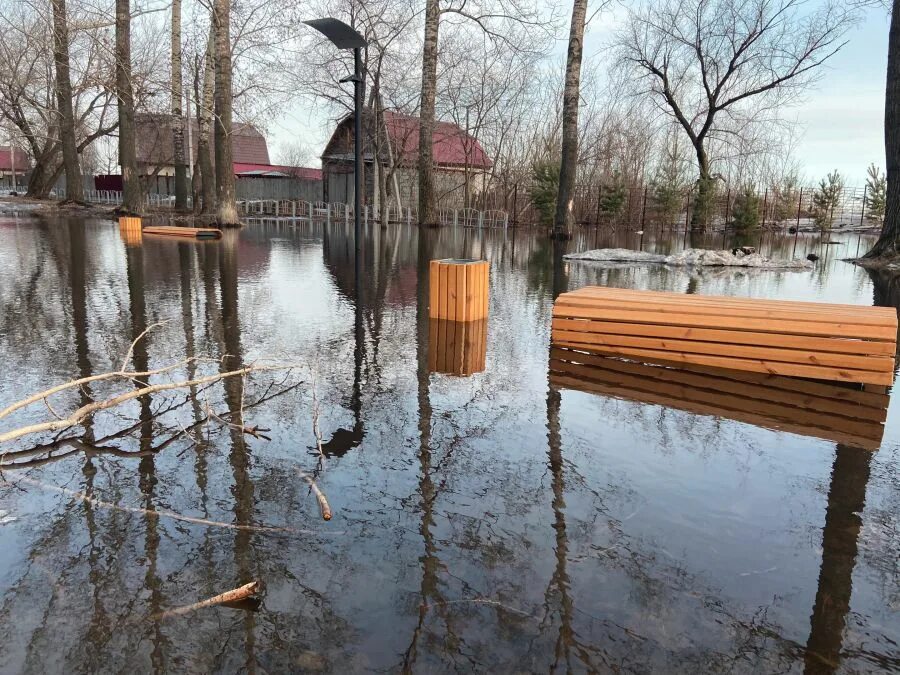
303;18;367;277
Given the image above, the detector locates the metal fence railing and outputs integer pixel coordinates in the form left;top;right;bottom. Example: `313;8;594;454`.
470;181;884;229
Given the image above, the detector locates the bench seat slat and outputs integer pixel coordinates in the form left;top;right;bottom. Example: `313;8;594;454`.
555;296;897;328
552;330;894;372
552;319;897;356
571;287;898;319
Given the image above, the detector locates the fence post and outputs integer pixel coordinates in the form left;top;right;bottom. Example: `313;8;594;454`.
724;188;732;224
859;184;867;226
595;185;603;226
795;187;803;230
684;189;691;231
761;187;768;229
513;183;518;227
640;187;648;231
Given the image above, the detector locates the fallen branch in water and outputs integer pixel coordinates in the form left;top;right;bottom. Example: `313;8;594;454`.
8;476;300;533
0;365;290;445
151;581;260;619
207;405;271;440
299;470;332;521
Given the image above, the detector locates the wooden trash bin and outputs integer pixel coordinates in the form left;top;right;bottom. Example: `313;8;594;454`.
118;216;142;246
429;259;489;321
429;318;488;376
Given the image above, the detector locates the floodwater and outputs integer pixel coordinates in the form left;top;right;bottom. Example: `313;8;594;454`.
0;208;898;673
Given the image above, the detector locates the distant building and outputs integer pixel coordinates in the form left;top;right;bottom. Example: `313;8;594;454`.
321;111;493;208
0;146;30;190
101;114;322;199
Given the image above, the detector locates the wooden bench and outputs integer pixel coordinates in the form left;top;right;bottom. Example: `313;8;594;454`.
143;226;222;240
549;348;888;450
551;287;898;386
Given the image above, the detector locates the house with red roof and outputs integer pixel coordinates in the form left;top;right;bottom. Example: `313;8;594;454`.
321;111;493;209
0;146;30;190
102;114;322;199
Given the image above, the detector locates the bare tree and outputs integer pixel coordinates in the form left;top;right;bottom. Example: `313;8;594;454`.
51;0;83;203
171;0;187;210
552;0;588;239
865;0;900;258
213;0;238;226
116;0;142;214
417;0;553;225
195;26;216;215
418;0;441;226
618;0;853;230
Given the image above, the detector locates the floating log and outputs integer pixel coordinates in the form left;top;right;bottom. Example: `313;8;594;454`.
429;259;489;321
549;348;889;451
142;225;222;240
429;318;487;376
552;287;897;386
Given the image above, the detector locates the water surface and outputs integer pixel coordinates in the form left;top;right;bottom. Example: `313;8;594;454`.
0;210;897;673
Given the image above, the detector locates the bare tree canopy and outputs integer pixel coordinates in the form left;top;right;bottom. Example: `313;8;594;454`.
617;0;856;229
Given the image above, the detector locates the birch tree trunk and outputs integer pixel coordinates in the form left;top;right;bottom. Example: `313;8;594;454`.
171;0;188;210
213;0;239;226
197;27;216;216
553;0;588;239
116;0;142;214
51;0;83;203
417;0;440;226
865;0;900;259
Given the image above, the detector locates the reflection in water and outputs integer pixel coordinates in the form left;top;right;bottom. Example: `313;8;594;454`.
428;318;487;376
549;349;889;450
804;445;872;674
0;218;898;671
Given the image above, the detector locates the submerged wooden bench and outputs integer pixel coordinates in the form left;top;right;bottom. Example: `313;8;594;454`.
551;287;898;386
143;226;222;240
549;348;889;450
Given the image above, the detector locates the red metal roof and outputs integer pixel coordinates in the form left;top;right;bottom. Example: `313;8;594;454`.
383;112;492;169
233;163;322;180
0;146;30;172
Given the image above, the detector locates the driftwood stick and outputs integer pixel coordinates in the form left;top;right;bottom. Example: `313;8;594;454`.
311;378;326;470
0;358;203;422
151;581;260;619
299;470;332;521
8;476;298;533
119;319;171;372
0;366;292;444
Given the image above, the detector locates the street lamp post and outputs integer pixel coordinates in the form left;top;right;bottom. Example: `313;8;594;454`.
304;18;367;279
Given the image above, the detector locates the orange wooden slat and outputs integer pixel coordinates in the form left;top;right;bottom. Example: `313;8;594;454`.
551;318;896;356
552;305;897;341
551;329;895;372
553;341;896;385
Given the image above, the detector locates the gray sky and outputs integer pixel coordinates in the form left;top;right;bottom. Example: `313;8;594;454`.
267;4;889;188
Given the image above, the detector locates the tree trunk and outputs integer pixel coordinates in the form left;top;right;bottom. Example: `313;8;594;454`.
171;0;188;210
25;156;59;199
116;0;142;214
552;0;588;239
865;0;900;259
197;28;216;216
691;144;714;232
213;0;238;226
417;0;440;226
51;0;83;203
